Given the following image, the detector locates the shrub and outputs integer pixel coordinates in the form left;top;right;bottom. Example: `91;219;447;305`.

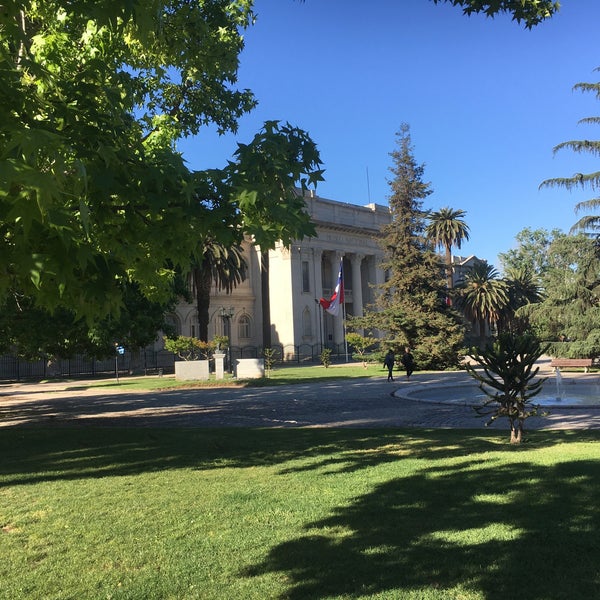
163;336;216;361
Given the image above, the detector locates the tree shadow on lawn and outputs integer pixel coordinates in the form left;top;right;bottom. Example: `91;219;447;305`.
0;427;599;487
244;458;600;599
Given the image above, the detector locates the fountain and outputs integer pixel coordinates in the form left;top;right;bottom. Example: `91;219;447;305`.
555;367;563;401
396;370;600;408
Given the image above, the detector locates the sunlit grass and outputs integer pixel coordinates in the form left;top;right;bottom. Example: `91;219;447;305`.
43;361;397;393
1;428;600;599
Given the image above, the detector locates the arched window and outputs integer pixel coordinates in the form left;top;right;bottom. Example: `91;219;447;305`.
238;314;252;340
164;313;181;337
302;307;312;337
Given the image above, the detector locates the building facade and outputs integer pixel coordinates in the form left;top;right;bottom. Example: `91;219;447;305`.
166;193;486;355
168;193;391;353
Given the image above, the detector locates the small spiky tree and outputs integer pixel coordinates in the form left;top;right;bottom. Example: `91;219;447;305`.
466;333;548;444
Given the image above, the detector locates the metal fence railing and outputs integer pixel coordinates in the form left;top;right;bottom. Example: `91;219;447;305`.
0;343;352;382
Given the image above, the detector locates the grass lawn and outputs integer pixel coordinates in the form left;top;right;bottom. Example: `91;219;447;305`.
1;428;600;599
42;362;393;393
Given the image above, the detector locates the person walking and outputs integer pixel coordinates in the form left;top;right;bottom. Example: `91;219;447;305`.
383;349;396;382
401;347;415;380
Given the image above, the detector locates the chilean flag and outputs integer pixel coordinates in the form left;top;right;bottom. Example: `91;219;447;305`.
319;258;344;316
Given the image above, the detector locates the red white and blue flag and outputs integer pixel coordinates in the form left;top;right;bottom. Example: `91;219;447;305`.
319;258;344;317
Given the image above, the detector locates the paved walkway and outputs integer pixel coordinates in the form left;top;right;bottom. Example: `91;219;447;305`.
1;363;600;430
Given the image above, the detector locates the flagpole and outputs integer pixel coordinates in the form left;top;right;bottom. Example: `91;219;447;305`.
342;258;348;362
343;299;348;362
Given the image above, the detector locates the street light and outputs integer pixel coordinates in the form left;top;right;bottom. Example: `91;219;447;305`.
219;306;234;372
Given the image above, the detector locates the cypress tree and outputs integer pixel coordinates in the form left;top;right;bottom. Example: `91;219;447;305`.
356;124;465;369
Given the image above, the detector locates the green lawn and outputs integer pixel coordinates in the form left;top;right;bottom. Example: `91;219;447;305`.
2;428;600;599
44;362;392;392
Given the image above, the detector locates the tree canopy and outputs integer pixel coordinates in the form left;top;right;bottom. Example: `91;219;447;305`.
1;2;322;328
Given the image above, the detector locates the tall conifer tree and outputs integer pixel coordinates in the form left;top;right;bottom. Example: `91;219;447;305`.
356;124;464;369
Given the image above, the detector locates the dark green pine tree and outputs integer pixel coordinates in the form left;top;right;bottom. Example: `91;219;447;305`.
364;124;465;369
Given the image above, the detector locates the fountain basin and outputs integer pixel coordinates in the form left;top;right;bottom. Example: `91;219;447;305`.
397;380;600;408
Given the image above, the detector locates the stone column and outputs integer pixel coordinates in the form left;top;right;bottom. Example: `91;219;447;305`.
351;253;364;318
214;353;226;380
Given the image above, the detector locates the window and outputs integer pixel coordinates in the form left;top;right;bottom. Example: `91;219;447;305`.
302;308;312;337
238;314;251;339
302;260;310;293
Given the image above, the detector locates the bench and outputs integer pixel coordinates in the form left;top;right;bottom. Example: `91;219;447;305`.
550;358;594;373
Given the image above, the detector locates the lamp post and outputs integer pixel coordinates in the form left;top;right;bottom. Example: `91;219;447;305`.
314;298;323;355
220;306;234;372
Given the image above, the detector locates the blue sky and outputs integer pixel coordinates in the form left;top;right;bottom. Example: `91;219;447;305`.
178;0;600;270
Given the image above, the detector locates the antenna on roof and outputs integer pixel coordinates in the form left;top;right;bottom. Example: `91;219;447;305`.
366;167;371;203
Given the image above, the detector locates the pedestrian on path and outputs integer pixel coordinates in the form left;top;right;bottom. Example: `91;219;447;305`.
383;349;396;382
401;347;415;380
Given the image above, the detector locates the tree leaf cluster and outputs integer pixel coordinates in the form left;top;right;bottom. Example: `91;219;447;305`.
433;0;559;27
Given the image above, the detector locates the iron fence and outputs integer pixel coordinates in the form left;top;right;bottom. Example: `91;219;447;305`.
0;343;351;382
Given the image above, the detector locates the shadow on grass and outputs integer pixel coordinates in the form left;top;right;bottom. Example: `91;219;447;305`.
2;429;600;597
243;457;600;599
1;427;599;485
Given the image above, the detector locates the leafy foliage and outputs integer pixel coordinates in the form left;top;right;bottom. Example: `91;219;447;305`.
163;335;216;361
499;227;563;277
466;333;548;443
433;0;560;27
346;332;379;367
1;3;323;336
519;233;600;356
320;348;332;368
0;282;175;360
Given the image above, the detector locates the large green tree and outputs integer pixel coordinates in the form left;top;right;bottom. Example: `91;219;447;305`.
499;227;563;278
426;207;470;294
519;233;600;357
354;124;464;369
1;2;322;329
1;1;257;318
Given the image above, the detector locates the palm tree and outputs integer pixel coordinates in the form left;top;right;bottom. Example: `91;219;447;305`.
426;207;470;296
192;242;247;341
499;266;544;334
455;262;508;346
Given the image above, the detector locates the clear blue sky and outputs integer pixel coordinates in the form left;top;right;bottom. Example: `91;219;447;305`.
178;0;600;270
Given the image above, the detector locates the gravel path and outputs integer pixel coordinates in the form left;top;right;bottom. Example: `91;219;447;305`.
2;368;600;430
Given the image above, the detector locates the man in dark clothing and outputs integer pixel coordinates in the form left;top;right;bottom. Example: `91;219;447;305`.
383;349;395;382
401;347;415;380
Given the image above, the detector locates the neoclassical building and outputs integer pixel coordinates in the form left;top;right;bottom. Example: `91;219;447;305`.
167;192;485;355
168;192;391;353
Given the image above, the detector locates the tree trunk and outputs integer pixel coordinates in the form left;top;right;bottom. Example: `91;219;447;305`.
193;264;213;341
445;244;453;302
510;420;523;444
478;317;487;347
261;250;271;348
